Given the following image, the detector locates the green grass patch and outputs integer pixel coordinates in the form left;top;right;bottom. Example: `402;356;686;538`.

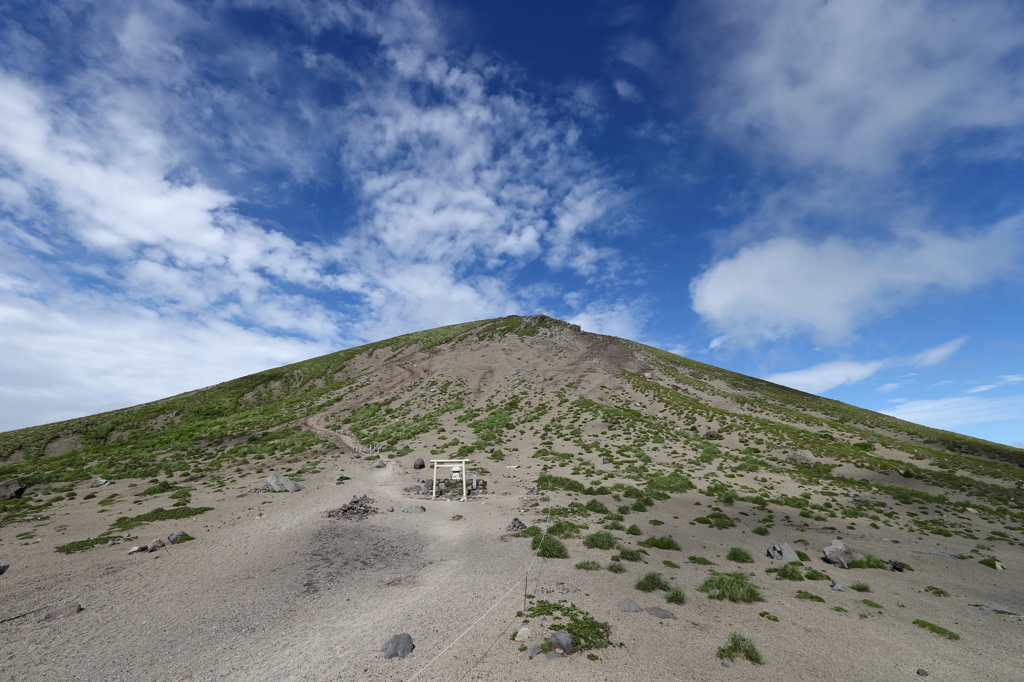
524;600;612;651
860;599;883;609
111;506;213;532
583;531;617;550
626;524;642;535
850;582;871;592
804;569;829;580
607;562;626;573
547;520;585;539
635;572;671;592
752;526;769;536
637;536;680;551
716;633;763;664
519;525;542;538
913;619;960;640
796;590;825;602
699;572;765;603
978;556;1001;569
575;560;602;571
769;564;804;581
666;587;686;604
726;547;754;563
585;499;609;514
759;611;779;621
924;585;950;597
619;548;643;561
532;535;569;558
688;555;716;565
54;536;113;554
846;553;887;569
662;560;681;568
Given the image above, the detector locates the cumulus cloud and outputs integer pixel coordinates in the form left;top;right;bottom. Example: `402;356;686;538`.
690;224;1022;346
567;300;646;339
701;0;1024;173
766;359;886;395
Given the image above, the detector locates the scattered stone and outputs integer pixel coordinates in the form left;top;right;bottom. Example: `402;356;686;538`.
749;572;756;577
645;607;676;620
264;472;304;493
545;651;562;660
333;474;350;484
403;506;426;514
486;447;494;453
128;545;146;555
738;437;748;444
515;627;530;641
0;479;27;501
91;478;110;488
889;560;906;572
382;633;415;659
147;538;165;552
525;644;542;658
721;660;730;667
43;604;82;620
766;542;800;562
830;579;845;592
602;457;610;464
548;630;573;655
404;485;423;493
917;669;929;677
703;431;720;440
0;564;9;575
167;531;191;545
822;539;865;569
413;458;425;469
618;598;642;613
437;427;446;433
375;459;386;468
387;507;394;512
326;495;379;521
452;514;463;521
507;518;528;533
787;450;817;466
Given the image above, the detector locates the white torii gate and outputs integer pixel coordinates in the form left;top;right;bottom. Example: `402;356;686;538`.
430;459;472;500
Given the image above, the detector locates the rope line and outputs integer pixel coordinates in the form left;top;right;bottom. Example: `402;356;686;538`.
405;485;553;682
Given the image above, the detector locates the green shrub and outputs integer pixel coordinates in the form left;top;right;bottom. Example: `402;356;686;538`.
666;588;686;604
585;499;609;514
548;520;583;539
638;536;681;551
804;569;829;580
795;550;811;562
532;536;569;558
663;560;681;568
979;556;1001;569
617;505;632;515
861;599;883;609
647;471;695;493
699;572;764;603
726;547;754;563
636;572;670;592
631;499;648;512
607;562;626;573
575;560;601;571
796;590;825;602
619;549;643;561
846;553;887;569
626;524;642;535
583;531;617;550
924;585;950;597
519;525;542;538
604;521;625;531
752;526;769;536
850;582;871;592
772;564;804;581
54;536;113;555
604;512;624;521
688;555;716;565
716;633;763;664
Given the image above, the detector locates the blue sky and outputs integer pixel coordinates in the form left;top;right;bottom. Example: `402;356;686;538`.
1;0;1022;447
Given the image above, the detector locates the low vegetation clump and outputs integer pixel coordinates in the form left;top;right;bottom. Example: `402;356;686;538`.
519;525;542;538
769;564;805;581
726;547;754;563
533;535;569;558
804;569;829;580
575;560;601;571
585;499;609;514
978;556;1001;569
523;600;612;651
55;536;115;555
619;548;643;562
924;585;950;597
716;633;763;664
795;550;811;562
850;582;872;593
913;619;960;640
638;536;681;551
603;520;626;531
860;599;883;609
607;562;626;573
666;587;686;604
583;531;617;550
636;572;671;593
547;520;584;539
752;526;769;536
846;553;887;569
663;560;681;569
796;590;825;602
688;555;716;565
111;506;214;532
759;611;779;621
694;512;735;529
699;572;765;603
626;524;642;536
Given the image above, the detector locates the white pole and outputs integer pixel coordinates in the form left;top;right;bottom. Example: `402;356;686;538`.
462;465;467;500
432;462;438;500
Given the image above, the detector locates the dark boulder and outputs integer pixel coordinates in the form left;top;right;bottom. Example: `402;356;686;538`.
0;479;26;501
382;633;415;659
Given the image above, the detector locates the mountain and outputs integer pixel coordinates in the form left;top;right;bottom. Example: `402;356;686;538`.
2;315;1022;680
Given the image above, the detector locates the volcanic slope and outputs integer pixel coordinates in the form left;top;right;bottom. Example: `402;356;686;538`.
1;314;1023;682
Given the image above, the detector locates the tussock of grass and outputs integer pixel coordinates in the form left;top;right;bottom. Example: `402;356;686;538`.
850;582;871;592
699;572;765;603
770;564;804;581
607;562;626;573
979;556;1001;569
924;585;950;597
619;548;643;562
635;572;670;592
54;536;113;554
726;547;754;563
638;536;681;551
795;550;811;562
688;555;716;565
575;560;601;571
913;619;960;640
752;526;769;536
662;560;681;569
585;499;609;514
716;633;763;664
547;520;584;539
666;587;686;604
583;531;617;550
860;599;883;609
519;525;542;538
603;521;626;531
626;524;642;535
532;535;569;558
846;553;887;569
804;569;829;580
111;506;213;532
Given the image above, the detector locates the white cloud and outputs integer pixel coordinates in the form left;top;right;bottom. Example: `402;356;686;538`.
885;395;1024;430
966;375;1024;394
690;223;1022;345
702;0;1024;172
912;337;968;367
613;80;644;102
568;300;646;339
766;359;886;395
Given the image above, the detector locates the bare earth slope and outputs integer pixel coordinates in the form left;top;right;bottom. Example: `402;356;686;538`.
2;316;1023;681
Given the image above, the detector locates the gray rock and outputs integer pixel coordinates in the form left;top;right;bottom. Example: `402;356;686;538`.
437;427;446;433
404;485;423;493
167;531;191;545
0;479;26;501
413;458;425;469
0;564;8;575
387;507;394;512
721;660;730;667
602;457;610;464
645;607;676;620
787;450;817;466
43;604;82;620
375;459;386;468
548;630;573;655
403;506;425;514
738;437;748;443
382;633;415;659
515;627;530;641
830;579;845;591
147;538;165;552
619;598;642;612
766;542;800;562
703;431;720;440
917;669;929;677
822;539;864;569
91;478;110;487
265;471;304;492
527;644;542;657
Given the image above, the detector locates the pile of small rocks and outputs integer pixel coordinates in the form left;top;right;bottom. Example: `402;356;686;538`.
326;495;378;521
507;517;528;532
